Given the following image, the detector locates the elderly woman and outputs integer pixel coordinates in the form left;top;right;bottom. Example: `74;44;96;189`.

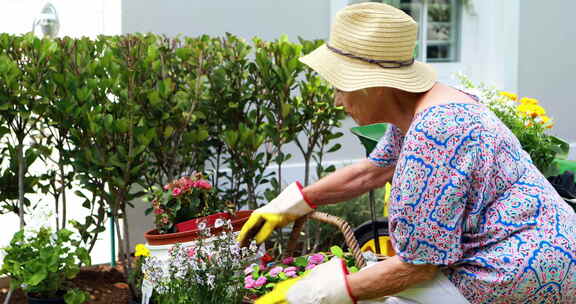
238;3;576;304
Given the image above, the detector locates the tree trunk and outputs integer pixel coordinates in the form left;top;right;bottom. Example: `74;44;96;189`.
121;203;132;276
60;162;67;229
304;153;312;187
114;210;125;266
17;139;25;229
277;159;282;192
247;180;257;210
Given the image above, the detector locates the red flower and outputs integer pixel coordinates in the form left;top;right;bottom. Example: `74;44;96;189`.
194;180;212;190
260;253;273;264
172;187;182;196
181;177;194;191
154;208;164;215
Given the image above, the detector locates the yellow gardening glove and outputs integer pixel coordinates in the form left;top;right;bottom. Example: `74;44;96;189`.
255;277;302;304
238;182;315;246
256;258;356;304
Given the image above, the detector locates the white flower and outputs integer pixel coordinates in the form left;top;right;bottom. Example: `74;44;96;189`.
214;218;225;228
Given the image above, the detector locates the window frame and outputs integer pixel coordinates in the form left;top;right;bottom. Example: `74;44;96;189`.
348;0;462;63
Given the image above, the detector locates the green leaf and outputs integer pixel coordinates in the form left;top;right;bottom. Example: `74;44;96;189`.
330;245;344;258
550;135;570;159
281;102;291;118
327;143;342;153
148;91;162;107
294;256;307;267
163;125;175;137
116;118;130;133
26;269;47;286
64;289;89;304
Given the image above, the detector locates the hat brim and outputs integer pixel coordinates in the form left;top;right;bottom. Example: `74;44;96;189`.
299;44;437;93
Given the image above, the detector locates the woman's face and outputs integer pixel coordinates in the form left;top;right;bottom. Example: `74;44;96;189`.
334;87;384;126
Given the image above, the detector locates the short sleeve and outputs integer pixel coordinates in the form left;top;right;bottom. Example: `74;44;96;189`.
389;114;480;266
368;124;404;168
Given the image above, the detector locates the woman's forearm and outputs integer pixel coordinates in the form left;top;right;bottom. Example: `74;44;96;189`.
347;255;438;300
302;159;394;206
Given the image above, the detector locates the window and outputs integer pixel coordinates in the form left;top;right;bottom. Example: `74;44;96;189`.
348;0;461;63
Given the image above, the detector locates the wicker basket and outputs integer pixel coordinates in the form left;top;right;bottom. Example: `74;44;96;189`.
243;211;372;303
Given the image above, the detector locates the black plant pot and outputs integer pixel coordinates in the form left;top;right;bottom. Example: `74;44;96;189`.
27;295;66;304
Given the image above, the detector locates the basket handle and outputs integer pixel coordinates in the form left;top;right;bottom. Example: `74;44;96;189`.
286;211;366;268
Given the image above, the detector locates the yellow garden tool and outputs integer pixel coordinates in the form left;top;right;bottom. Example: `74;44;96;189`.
350;123;394;256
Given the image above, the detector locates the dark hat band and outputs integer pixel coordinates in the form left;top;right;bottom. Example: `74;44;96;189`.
326;44;415;69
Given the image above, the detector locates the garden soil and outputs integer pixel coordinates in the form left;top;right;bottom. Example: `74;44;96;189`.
0;265;132;304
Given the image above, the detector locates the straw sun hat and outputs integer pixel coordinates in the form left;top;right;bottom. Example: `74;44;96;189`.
300;2;437;93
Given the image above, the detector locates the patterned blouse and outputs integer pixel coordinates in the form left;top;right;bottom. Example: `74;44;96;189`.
369;103;576;303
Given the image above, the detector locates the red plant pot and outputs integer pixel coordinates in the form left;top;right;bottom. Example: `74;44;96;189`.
175;212;231;233
144;210;253;246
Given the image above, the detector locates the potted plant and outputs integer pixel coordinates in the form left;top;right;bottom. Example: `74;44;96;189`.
140;224;259;304
0;227;91;304
144;172;252;246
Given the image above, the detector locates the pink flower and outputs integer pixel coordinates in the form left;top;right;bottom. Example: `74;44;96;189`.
172;187;182;196
285;270;297;277
244;264;257;275
187;247;196;257
195;180;212;190
308;253;324;265
282;257;294;265
268;266;284;277
163;184;171;190
154;208;164;215
305;264;316;271
244;276;256;289
284;266;298;273
253;276;267;288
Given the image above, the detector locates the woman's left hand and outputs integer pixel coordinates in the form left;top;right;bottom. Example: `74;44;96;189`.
255;257;357;304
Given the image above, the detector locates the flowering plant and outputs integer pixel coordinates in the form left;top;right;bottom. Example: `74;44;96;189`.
0;227;91;304
140;223;259;304
128;244;151;302
458;74;569;176
146;172;224;234
243;245;359;296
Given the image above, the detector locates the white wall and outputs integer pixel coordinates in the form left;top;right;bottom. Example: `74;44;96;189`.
0;0;121;37
122;0;331;41
518;0;576;145
0;0;122;266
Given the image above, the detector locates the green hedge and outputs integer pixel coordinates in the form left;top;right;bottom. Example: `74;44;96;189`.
0;33;345;264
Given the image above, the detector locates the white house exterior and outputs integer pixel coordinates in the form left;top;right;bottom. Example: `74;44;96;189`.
0;0;574;264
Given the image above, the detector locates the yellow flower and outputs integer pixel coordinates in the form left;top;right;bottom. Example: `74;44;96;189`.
517;103;546;117
540;115;550;124
499;91;518;101
135;244;150;257
519;97;539;105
